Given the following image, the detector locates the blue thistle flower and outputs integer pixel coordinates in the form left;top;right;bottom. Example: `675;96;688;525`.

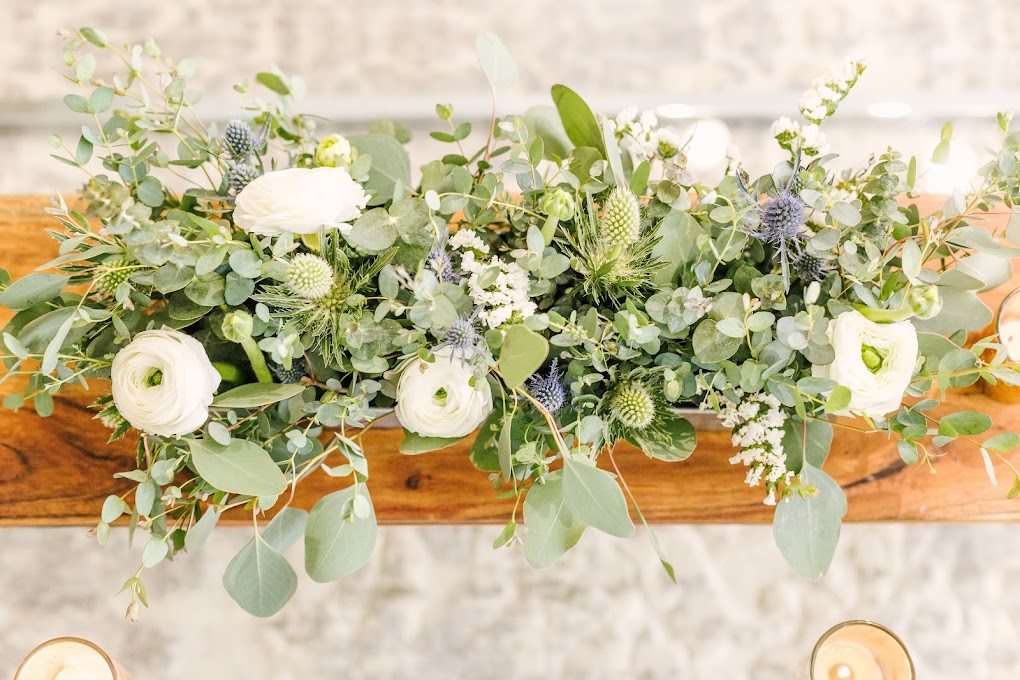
426;249;457;282
759;191;807;244
223;119;255;159
793;251;829;282
228;163;260;193
527;359;567;414
269;358;308;384
439;312;482;360
735;153;811;291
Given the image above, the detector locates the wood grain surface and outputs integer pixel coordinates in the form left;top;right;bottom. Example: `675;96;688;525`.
1;195;1019;526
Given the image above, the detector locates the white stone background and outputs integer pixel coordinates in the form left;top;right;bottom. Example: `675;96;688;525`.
2;1;1020;677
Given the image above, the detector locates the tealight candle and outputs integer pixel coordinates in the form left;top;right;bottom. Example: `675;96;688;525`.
999;319;1020;362
14;638;127;680
810;621;914;680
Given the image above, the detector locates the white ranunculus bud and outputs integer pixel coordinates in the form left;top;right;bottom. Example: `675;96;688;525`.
394;350;493;440
314;133;357;169
111;328;221;437
233;167;369;237
812;311;918;419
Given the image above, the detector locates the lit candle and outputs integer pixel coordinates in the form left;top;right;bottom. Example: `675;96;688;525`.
810;621;914;680
15;638;126;680
998;319;1020;361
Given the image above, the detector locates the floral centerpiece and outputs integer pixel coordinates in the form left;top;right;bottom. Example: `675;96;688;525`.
3;28;1020;617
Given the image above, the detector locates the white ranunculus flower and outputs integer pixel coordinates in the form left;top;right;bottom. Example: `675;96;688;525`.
112;328;221;437
233;167;369;237
812;310;918;419
394;350;493;440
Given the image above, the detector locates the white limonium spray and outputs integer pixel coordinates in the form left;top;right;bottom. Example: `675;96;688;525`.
798;59;867;124
717;391;790;505
111;329;221;438
609;107;680;162
286;253;334;299
770;117;829;157
451;229;536;329
395;349;493;439
812;311;919;419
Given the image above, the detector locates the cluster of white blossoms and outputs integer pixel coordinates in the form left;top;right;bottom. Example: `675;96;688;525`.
770;116;830;157
451;230;536;329
798;59;867;124
608;107;682;162
717;391;791;505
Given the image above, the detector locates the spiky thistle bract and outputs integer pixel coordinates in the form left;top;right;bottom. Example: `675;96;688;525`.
254;231;396;368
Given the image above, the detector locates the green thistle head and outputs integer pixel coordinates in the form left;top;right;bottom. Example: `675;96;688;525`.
95;258;133;295
609;382;656;430
254;232;396;369
599;186;641;248
287;254;335;299
563;192;662;304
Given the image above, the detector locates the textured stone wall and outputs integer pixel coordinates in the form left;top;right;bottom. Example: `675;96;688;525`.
2;2;1020;678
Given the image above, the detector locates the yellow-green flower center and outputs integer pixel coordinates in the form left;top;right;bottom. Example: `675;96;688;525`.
861;344;886;374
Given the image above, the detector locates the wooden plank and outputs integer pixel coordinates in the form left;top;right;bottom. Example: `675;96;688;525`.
1;195;1019;526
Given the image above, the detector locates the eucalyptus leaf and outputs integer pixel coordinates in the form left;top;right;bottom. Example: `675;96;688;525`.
773;464;847;581
223;533;297;617
399;428;463;454
304;486;377;582
350;135;412;206
498;324;549;389
213;383;306;409
523;471;585;568
475;32;518;93
0;273;69;311
562;456;634;538
188;439;287;497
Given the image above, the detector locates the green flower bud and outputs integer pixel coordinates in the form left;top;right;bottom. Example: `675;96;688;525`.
538;188;576;221
599;186;642;248
222;310;254;343
907;285;942;320
609;382;656;430
95;258;133;295
314;133;357;168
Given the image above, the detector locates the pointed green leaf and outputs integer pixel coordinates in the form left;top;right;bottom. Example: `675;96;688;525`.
0;273;69;311
185;508;221;551
399;428;463;454
188;439;287;497
261;507;309;552
475;32;518;93
562;456;635;538
773;465;847;581
523;472;585;568
212;383;306;409
550;84;605;154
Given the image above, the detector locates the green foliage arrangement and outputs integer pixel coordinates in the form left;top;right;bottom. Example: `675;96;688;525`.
3;28;1020;617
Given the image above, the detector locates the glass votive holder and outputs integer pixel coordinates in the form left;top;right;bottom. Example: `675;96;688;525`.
985;286;1020;403
14;637;128;680
809;620;915;680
